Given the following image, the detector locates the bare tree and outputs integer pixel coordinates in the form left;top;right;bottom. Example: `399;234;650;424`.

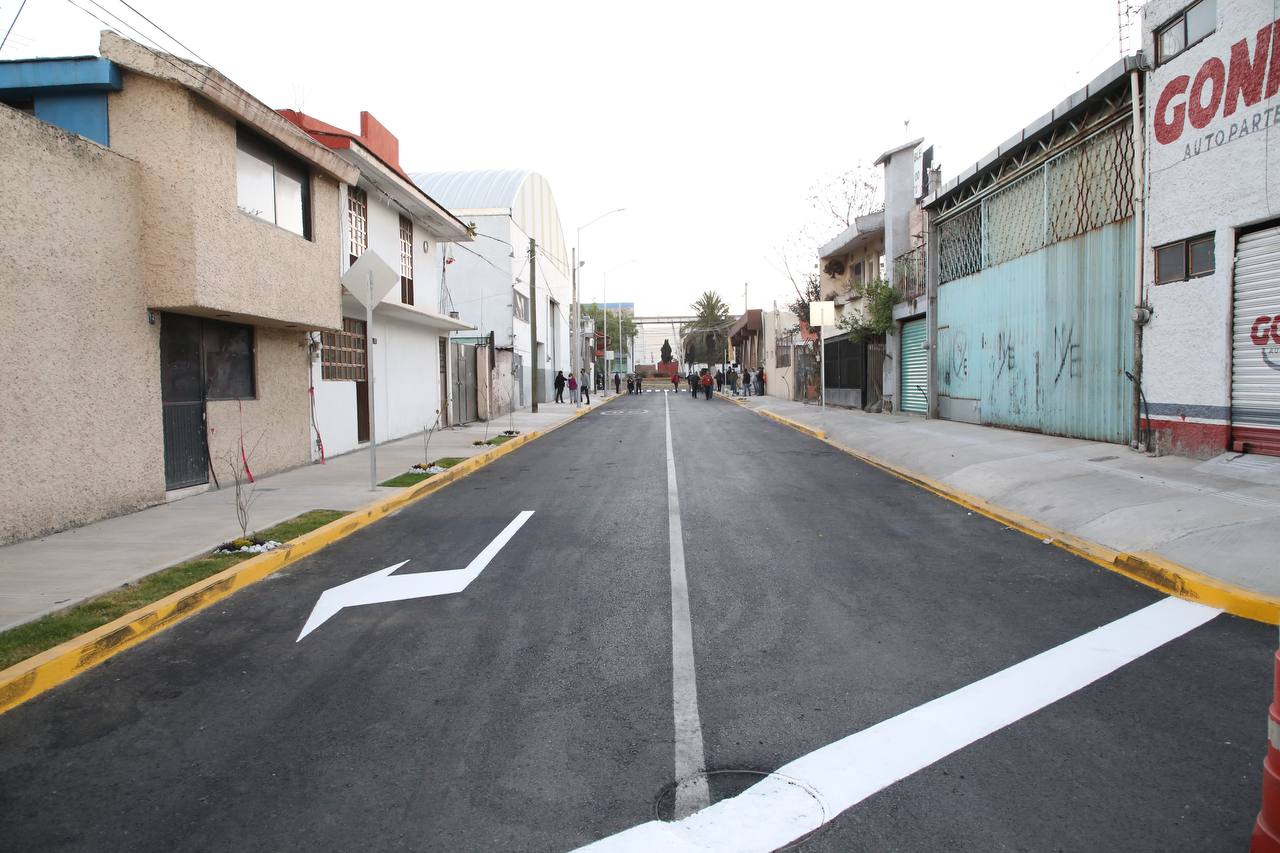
221;440;263;542
771;164;883;310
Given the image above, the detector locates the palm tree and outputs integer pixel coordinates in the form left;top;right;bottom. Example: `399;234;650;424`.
682;291;732;367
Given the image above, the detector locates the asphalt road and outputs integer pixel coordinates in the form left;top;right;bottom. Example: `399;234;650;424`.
0;390;1271;852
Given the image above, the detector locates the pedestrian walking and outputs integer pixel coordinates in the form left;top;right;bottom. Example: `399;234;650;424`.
687;370;697;396
670;372;680;393
728;368;739;396
742;368;753;397
715;369;724;393
626;375;634;394
554;370;567;404
614;373;621;395
635;374;643;394
699;368;714;400
580;369;591;405
755;367;765;396
567;372;578;404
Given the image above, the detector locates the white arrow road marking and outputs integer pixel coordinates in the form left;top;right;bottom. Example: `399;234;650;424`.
574;596;1220;851
297;510;534;641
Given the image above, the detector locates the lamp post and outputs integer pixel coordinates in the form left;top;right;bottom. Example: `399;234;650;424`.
575;208;626;398
602;259;637;383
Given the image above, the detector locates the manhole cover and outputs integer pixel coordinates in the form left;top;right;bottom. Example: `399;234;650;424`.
652;769;829;849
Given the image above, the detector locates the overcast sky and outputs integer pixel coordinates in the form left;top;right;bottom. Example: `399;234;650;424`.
4;0;1134;317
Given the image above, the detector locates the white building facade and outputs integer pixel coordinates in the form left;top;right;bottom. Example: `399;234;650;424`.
411;170;573;413
281;111;473;457
1141;0;1280;456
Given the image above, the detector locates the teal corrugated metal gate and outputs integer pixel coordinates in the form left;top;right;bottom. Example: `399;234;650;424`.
935;219;1133;443
899;318;928;414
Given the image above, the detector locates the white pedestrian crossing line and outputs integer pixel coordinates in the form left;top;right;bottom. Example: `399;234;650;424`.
576;596;1220;852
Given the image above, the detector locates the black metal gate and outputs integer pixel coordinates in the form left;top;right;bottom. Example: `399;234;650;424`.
160;313;209;490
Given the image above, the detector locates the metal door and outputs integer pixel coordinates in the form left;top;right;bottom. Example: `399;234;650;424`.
864;335;885;411
438;338;450;427
1232;224;1280;455
513;353;525;408
899;317;928;414
159;313;208;490
451;343;479;424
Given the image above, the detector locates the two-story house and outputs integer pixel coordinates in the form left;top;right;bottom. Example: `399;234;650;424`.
280;110;473;453
0;33;358;544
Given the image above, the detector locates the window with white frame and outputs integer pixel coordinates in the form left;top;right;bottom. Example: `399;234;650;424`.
513;289;529;322
235;127;310;238
348;186;368;265
399;215;414;305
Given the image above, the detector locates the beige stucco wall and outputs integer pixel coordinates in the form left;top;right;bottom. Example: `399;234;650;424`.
0;106;165;544
107;71;343;330
204;325;312;482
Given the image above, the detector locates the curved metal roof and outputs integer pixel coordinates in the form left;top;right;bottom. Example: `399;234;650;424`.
408;169;532;212
410;168;570;274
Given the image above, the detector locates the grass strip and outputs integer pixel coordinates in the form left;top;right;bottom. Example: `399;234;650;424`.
378;456;468;488
485;434;517;446
0;509;347;671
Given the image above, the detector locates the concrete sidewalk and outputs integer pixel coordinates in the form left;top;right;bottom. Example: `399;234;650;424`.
0;395;616;632
733;396;1280;599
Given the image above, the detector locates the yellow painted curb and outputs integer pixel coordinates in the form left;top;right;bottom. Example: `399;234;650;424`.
749;405;1280;625
0;399;617;716
758;408;826;440
713;391;747;407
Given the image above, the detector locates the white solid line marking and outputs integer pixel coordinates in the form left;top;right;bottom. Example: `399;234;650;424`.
296;511;534;641
665;390;710;817
575;596;1219;851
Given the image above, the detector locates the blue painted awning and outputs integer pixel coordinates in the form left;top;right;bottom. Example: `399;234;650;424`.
0;57;122;96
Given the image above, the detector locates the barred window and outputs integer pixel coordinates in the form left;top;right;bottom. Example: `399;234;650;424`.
399;215;414;305
348;187;368;265
320;317;368;381
775;339;792;368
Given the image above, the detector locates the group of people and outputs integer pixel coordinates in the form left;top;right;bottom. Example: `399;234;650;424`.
552;369;593;405
695;366;765;397
555;366;765;402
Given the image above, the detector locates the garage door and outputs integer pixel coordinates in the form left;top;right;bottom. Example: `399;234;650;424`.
1232;225;1280;456
899;317;928;414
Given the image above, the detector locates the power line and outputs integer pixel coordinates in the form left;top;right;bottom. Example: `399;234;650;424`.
1;0;30;53
62;0;317;150
112;0;215;67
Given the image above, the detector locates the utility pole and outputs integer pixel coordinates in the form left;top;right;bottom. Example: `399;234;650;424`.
529;237;538;413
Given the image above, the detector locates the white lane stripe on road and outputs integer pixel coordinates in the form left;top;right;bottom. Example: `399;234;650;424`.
664;390;711;818
576;596;1219;851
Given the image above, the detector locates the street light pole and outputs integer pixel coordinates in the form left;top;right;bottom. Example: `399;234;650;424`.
575;208;625;398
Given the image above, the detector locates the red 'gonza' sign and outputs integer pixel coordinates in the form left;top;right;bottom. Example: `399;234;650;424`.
1155;19;1280;145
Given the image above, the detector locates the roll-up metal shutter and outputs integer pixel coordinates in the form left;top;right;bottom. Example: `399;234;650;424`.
1232;225;1280;456
899;317;928;414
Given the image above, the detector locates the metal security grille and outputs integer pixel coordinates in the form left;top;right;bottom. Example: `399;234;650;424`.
899;318;928;413
1047;121;1135;244
939;119;1134;283
984;168;1045;268
321;317;368;381
938;206;982;284
1232;225;1280;456
894;245;927;301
